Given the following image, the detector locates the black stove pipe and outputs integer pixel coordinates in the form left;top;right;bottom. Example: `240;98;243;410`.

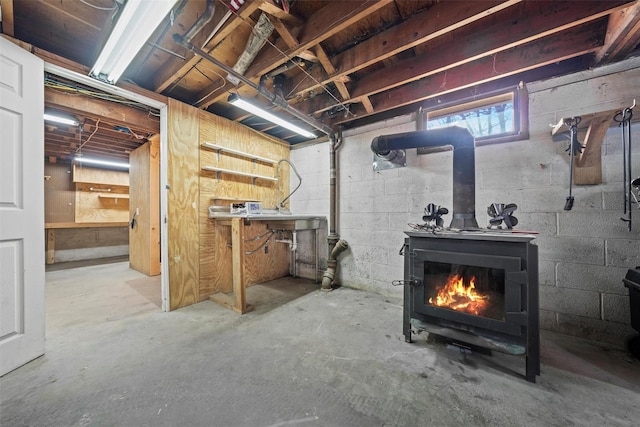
371;126;478;229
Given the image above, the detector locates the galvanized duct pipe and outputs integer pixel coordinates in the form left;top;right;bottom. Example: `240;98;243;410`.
322;128;348;291
371;127;478;229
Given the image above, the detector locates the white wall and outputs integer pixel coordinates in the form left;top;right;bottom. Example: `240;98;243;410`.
292;57;640;346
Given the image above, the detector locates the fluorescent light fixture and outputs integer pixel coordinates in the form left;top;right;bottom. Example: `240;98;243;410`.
44;113;79;126
228;94;316;139
75;156;129;169
90;0;177;84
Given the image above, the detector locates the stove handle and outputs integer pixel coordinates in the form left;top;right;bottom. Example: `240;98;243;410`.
398;243;416;257
391;276;422;287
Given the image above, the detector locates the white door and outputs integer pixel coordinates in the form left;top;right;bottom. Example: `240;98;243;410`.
0;37;45;376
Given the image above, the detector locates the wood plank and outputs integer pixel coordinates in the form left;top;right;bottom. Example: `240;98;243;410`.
0;0;14;36
129;138;161;277
73;165;129;186
167;98;200;310
75;183;130;223
45;88;160;135
199;112;290;301
574;112;615;185
231;217;247;312
46;229;55;265
44;162;75;224
45;222;128;229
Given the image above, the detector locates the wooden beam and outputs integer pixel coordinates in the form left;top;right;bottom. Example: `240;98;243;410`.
573;113;614;185
299;1;630;115
46;229;55;264
45;88;160;134
152;0;263;93
285;0;524;101
259;0;303;27
196;0;393;109
596;1;640;64
0;0;14;36
324;21;607;127
314;45;350;101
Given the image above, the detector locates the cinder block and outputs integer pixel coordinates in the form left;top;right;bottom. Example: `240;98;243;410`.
341;228;373;246
558;211;640;238
514;212;557;235
347;180;378;198
538;260;556;286
371;229;407;250
603;190;625;211
535;235;605;264
606;239;640;267
556;262;629;295
341;196;372;214
387;171;430;195
370;260;404;285
371;194;409;213
539;309;558;330
602;293;631;324
539;285;600;318
555;313;634;347
480;164;550;190
341;212;390;231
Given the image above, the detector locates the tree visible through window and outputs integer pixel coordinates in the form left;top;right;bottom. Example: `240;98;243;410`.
424;86;528;145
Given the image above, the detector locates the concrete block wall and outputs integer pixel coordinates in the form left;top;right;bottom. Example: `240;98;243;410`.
291;58;640;346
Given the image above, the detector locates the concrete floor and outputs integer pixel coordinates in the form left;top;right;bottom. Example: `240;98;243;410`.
1;261;639;426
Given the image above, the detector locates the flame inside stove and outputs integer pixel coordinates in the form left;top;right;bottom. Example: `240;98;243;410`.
428;274;488;315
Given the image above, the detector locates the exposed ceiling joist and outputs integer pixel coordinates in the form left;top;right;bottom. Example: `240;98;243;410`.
596;1;640;64
324;19;608;127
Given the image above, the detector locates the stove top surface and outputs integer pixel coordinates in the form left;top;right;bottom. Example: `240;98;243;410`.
405;228;538;242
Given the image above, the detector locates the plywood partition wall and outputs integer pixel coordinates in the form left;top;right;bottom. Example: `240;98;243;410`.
167;99;200;310
199;113;291;298
129;137;160;276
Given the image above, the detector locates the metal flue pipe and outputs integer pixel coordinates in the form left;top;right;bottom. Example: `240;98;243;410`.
371;126;478;229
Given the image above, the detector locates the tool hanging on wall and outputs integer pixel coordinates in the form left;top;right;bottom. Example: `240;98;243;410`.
562;117;584;211
614;99;636;231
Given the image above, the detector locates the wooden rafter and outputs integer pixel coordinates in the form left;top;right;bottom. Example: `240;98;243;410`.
322;19;607;127
45;88;160;135
195;0;394;109
297;1;630;116
284;0;524;102
596;1;640;64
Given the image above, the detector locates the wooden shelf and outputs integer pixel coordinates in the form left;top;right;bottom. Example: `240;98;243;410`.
202;166;278;182
201;142;277;165
211;196;260;205
98;194;130;200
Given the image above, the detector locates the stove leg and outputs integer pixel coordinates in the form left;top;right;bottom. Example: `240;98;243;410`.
403;238;412;343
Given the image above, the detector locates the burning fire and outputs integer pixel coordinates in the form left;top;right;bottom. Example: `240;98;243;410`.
429;274;488;315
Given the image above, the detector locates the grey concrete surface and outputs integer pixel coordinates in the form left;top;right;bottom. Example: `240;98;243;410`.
1;262;639;426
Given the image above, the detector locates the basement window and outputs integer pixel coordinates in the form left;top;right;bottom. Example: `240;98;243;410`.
424;85;528;146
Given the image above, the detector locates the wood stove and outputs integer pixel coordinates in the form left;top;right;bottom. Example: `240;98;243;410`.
402;230;540;382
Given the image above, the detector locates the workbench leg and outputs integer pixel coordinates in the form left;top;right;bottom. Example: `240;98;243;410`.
231;218;247;313
46;229;55;265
